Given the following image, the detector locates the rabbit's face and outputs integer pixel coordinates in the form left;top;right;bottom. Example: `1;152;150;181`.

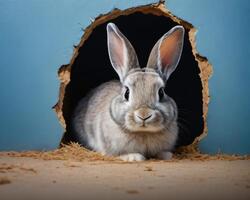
107;23;184;133
111;68;177;133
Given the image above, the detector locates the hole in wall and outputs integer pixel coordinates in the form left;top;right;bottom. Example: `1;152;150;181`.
54;2;212;152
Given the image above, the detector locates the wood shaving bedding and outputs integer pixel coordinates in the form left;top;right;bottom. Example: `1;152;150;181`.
0;143;249;162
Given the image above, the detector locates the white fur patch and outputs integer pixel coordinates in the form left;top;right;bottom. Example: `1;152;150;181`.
119;153;145;162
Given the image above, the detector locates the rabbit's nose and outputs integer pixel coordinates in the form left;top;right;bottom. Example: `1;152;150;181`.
136;114;152;121
134;109;154;123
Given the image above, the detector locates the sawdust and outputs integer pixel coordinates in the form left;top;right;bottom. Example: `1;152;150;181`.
0;163;37;174
0;143;249;162
144;166;154;171
63;161;81;167
0;143;118;162
0;177;11;185
126;189;140;194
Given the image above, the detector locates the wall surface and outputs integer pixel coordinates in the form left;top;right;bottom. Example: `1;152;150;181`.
0;0;249;154
167;0;250;154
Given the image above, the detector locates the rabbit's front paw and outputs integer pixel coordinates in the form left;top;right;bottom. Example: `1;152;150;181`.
156;151;173;160
119;153;145;162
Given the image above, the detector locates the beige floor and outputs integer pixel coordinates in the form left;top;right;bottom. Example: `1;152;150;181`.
0;156;249;200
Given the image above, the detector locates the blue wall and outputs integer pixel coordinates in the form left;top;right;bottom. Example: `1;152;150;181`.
167;0;250;154
0;0;249;154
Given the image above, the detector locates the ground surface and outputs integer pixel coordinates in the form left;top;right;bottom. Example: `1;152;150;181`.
0;155;250;200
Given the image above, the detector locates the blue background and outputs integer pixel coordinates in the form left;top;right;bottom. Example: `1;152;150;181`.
0;0;249;154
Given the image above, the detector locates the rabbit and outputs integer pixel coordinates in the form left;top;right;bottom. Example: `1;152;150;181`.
72;23;184;161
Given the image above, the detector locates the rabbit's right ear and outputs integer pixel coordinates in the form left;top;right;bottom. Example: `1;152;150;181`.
107;23;139;82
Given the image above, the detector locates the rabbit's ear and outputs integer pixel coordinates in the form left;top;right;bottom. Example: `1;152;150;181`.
146;26;184;80
107;23;139;81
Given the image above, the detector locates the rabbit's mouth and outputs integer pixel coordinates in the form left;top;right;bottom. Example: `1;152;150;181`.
124;109;165;133
125;116;164;133
139;122;155;129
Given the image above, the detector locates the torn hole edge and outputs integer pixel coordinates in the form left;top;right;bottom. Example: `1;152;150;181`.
53;2;213;153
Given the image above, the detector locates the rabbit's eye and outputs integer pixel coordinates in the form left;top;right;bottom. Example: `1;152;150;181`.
124;87;130;101
158;87;165;101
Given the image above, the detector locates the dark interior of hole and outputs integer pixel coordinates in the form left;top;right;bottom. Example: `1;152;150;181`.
61;12;204;148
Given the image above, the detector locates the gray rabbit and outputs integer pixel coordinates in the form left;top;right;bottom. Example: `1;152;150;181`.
72;23;184;161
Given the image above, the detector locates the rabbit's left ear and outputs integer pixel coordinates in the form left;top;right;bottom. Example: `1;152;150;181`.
146;26;184;80
107;23;139;82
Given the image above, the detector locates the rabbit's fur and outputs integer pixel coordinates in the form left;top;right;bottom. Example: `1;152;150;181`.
72;23;184;161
